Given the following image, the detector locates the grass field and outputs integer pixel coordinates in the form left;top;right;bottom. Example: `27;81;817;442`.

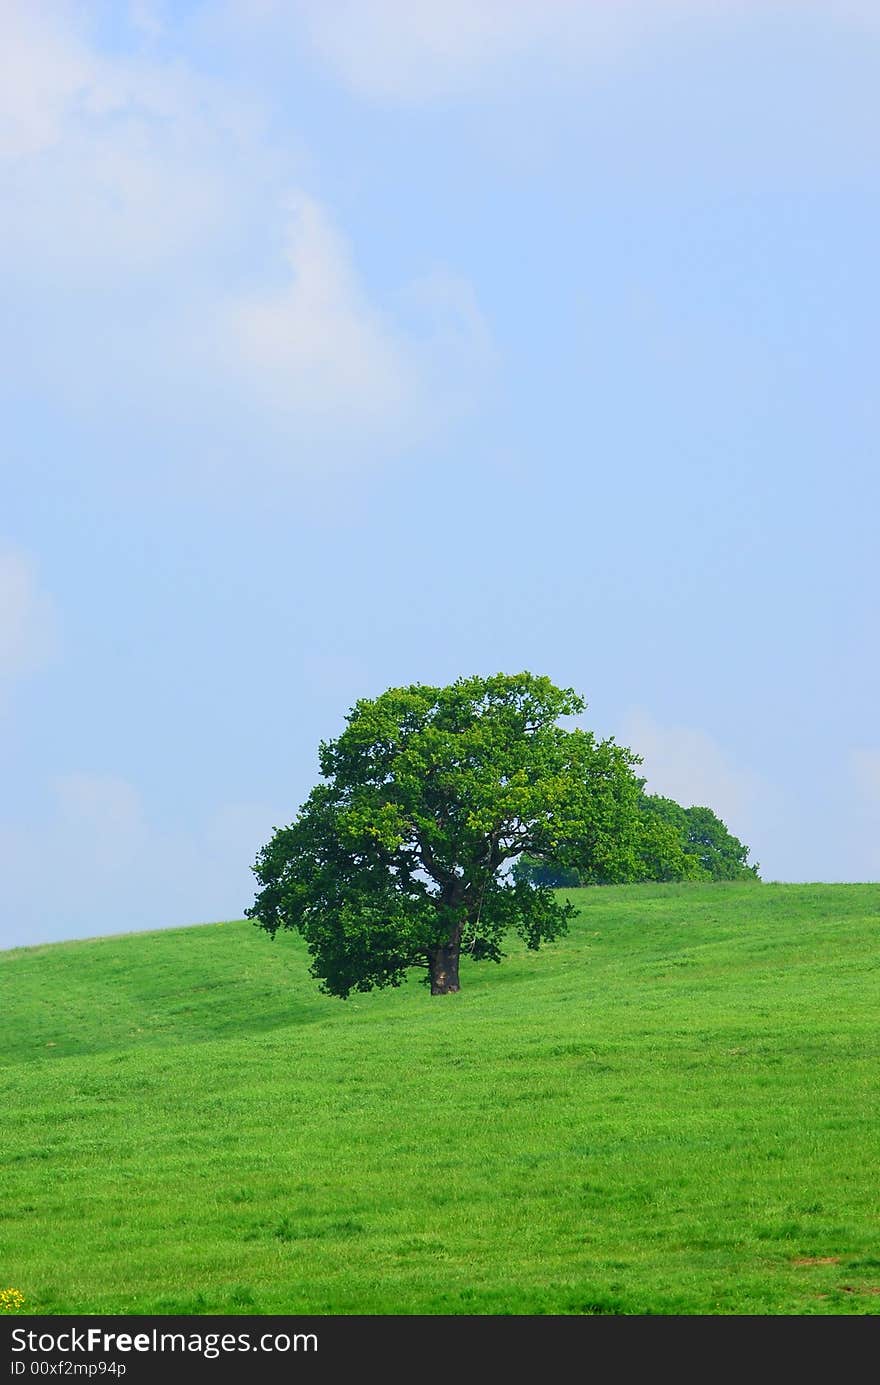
1;882;879;1315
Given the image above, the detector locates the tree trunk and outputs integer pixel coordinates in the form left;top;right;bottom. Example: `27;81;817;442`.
428;939;461;995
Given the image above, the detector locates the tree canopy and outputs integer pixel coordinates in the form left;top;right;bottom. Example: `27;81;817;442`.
247;672;643;997
515;790;759;886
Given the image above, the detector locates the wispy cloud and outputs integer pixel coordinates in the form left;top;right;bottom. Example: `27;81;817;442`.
0;1;492;466
0;1;91;158
621;709;767;821
618;708;787;875
212;199;494;454
623;718;880;883
0;547;57;694
256;1;879;104
284;1;747;103
1;2;273;271
217;196;420;445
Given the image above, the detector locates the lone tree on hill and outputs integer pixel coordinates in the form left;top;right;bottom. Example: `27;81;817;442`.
247;672;643;997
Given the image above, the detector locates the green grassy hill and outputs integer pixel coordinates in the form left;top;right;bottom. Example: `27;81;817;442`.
2;883;879;1315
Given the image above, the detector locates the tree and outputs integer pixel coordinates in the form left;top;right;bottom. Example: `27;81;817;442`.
633;796;707;882
247;672;643;997
511;854;581;889
679;803;759;880
521;791;760;886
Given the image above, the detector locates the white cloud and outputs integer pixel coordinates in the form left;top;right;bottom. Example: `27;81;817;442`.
214;199;493;451
617;709;792;876
401;269;497;394
613;724;880;884
0;548;57;690
0;1;91;158
296;0;566;102
129;1;165;41
286;0;746;103
220;196;419;439
621;709;768;823
266;1;879;104
0;2;268;272
0;1;491;462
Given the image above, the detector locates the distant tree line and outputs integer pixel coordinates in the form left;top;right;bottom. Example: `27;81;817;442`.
512;791;759;888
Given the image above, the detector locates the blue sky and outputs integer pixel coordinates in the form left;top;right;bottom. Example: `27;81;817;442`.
2;0;878;949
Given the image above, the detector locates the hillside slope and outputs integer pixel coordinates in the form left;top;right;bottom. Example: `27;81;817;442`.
2;883;879;1314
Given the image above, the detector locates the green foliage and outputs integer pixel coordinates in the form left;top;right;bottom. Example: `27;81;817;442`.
635;795;759;881
634;797;707;882
681;803;760;880
527;791;760;887
512;854;581;889
247;672;643;996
